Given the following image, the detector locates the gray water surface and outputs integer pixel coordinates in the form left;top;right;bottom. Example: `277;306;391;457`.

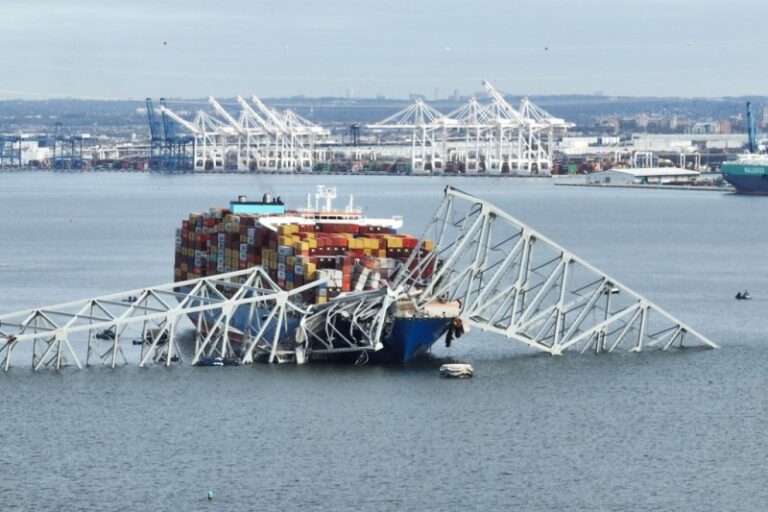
0;173;765;511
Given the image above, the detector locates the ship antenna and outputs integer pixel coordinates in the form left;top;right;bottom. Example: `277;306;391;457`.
306;193;311;210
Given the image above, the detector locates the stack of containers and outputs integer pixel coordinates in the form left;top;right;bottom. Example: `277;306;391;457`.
174;213;434;304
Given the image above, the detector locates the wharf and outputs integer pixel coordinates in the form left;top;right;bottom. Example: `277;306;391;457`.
1;167;552;178
554;182;734;193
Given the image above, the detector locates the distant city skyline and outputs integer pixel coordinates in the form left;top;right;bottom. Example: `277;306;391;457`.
2;0;768;101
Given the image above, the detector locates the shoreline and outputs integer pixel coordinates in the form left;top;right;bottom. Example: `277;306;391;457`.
0;168;553;178
554;182;734;192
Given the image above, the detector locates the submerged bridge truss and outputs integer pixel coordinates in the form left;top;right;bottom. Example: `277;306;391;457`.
396;187;718;355
0;188;716;371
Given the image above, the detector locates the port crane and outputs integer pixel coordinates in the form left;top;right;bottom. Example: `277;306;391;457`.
0;188;717;371
367;99;459;174
145;81;570;174
446;97;495;174
152;96;329;172
747;101;759;153
368;81;572;175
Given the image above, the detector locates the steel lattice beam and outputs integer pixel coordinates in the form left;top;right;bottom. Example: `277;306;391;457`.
0;267;389;371
394;186;718;354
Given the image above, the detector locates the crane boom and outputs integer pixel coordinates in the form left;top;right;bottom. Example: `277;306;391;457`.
158;106;200;135
251;96;286;132
208;97;245;135
481;80;528;126
236;96;280;136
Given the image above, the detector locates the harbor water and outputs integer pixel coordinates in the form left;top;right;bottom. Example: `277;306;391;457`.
1;173;767;511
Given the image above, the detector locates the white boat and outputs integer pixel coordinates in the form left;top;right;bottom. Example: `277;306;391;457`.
440;363;474;378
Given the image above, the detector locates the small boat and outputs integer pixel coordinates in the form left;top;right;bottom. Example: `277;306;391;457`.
440;363;474;379
735;290;752;300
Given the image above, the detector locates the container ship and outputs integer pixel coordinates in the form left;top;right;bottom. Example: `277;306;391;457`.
174;186;459;363
721;102;768;194
721;154;768;194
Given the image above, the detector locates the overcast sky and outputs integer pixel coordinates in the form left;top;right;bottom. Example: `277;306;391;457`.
2;0;767;100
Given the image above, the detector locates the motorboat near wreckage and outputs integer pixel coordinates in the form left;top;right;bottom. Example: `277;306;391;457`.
0;185;719;371
440;363;474;378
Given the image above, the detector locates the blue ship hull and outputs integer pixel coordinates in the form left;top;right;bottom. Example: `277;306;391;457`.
721;162;768;195
374;316;452;363
722;174;768;195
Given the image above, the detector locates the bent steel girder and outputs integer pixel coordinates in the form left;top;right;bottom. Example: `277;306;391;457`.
395;186;718;355
0;267;327;370
300;288;391;356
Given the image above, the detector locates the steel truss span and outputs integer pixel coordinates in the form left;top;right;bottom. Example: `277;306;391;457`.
0;188;716;371
0;268;388;371
395;186;718;355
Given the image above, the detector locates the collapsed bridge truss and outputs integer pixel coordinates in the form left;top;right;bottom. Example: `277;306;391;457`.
396;187;718;355
0;188;716;371
0;268;389;371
